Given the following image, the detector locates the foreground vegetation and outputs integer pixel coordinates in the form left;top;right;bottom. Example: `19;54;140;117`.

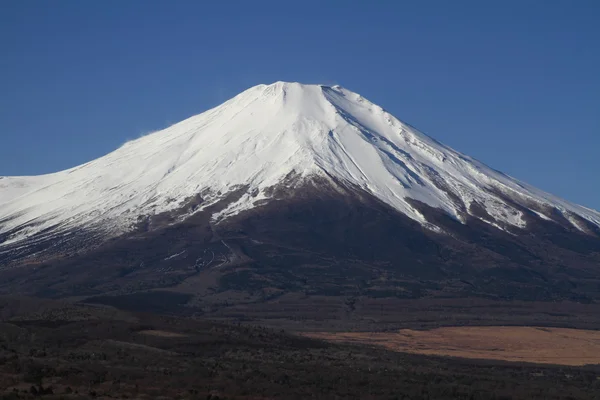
0;296;599;399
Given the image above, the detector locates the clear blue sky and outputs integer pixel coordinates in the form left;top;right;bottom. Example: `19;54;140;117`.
1;0;599;210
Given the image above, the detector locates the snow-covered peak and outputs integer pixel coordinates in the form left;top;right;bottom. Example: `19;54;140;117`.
1;82;599;248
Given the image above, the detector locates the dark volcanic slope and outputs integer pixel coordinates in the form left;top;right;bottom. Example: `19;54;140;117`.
219;180;600;303
1;178;599;330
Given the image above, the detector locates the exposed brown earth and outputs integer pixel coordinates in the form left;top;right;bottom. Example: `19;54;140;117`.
305;326;600;366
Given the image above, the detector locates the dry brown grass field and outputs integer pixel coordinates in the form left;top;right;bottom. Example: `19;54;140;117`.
306;326;600;366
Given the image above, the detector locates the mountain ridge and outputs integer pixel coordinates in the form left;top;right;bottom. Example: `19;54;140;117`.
1;81;599;259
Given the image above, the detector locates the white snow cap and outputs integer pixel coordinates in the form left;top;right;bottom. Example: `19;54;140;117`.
1;81;599;247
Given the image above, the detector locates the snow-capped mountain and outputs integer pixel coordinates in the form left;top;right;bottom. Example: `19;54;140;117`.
1;82;599;255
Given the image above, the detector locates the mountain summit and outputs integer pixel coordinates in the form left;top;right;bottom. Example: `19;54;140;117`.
1;81;599;256
2;81;600;305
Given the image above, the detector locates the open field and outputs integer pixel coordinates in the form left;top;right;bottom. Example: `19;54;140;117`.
2;297;600;399
306;326;600;366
